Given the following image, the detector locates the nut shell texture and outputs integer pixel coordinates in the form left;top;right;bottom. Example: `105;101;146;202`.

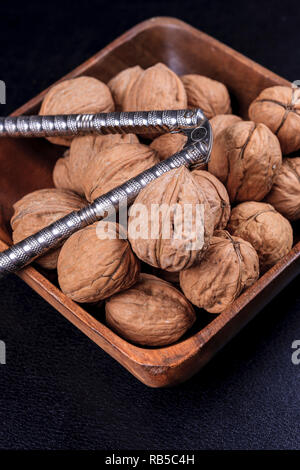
108;66;143;110
179;230;259;313
128;166;214;272
105;273;196;346
227;201;293;271
249;86;300;154
265;157;300;221
208;121;282;202
192;169;230;229
11;188;86;269
123;63;187;111
57;222;140;303
150;133;187;160
181;75;231;119
84;143;159;201
40;76;114;146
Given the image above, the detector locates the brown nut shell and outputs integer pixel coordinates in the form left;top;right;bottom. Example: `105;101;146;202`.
83;142;159;201
248;86;300;154
108;65;143;110
191;169;230;229
179;230;259;313
56;133;139;195
208;121;282;202
105;273;196;346
209;114;242;138
57;222;140;303
123;63;187;111
181;75;231;119
39;76;114;146
264;157;300;221
52;150;74;192
11;188;86;269
128;166;214;272
150;133;188;160
227;201;293;271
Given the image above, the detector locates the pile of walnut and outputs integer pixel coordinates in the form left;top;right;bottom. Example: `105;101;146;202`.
11;64;300;347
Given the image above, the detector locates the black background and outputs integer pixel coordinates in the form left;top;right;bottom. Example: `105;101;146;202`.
0;0;300;450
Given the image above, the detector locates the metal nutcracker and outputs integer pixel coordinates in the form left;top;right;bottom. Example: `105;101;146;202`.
0;108;212;279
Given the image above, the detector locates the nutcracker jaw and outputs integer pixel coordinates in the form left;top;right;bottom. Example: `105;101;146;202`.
180;109;213;165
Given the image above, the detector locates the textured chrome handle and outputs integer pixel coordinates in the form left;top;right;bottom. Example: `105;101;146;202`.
0;120;211;279
0;109;205;138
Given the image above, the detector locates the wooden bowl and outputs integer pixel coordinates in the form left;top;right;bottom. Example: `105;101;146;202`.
0;17;299;387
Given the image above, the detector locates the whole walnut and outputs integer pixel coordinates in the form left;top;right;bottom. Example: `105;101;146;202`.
249;86;300;154
105;273;195;346
265;157;300;221
128;166;214;272
108;65;143;110
180;230;259;313
181;75;231;119
210;114;242;138
123;63;187;112
11;188;86;269
40;76;114;146
227;201;293;272
83;142;159;202
57;222;140;303
52;150;74;192
150;133;187;160
191;169;230;229
208;121;282;202
53;133;139;195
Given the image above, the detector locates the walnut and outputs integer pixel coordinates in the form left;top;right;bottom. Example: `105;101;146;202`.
179;230;259;313
11;188;86;269
227;201;293;271
128;166;214;272
181;75;231;119
40;76;114;146
249;86;300;154
123;63;187;112
53;133;139;195
52;150;74;192
191;169;230;229
83;142;159;202
105;273;195;346
108;66;143;110
57;222;140;303
209;114;242;138
150;133;187;160
208;121;282;202
265;157;300;221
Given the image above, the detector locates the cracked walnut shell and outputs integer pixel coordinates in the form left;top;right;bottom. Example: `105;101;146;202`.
249;86;300;154
227;201;293;271
123;63;187;112
105;273;196;346
11;188;86;270
181;75;231;119
208;121;282;202
40;76;114;146
128;166;214;272
57;222;140;303
179;230;259;313
265;157;300;221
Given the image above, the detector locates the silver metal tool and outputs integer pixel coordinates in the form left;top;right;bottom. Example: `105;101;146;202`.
0;108;212;279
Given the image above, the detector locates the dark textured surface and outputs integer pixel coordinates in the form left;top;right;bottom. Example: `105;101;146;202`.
0;0;300;450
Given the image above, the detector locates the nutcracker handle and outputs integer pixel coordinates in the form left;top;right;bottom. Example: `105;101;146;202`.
0;109;205;138
0;118;212;279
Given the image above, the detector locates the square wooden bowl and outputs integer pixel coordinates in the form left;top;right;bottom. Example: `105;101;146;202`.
0;17;299;387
